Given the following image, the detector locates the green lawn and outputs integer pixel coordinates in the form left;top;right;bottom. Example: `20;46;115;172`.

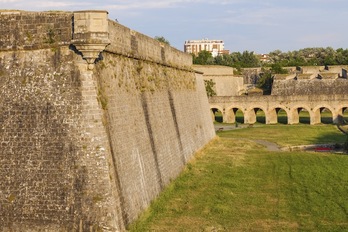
128;125;348;232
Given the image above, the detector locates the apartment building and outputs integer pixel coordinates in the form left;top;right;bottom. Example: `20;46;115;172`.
184;39;229;57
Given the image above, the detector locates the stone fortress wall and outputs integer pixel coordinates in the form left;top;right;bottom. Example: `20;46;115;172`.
0;10;215;231
272;65;348;96
193;65;244;96
193;63;348;98
204;62;348;125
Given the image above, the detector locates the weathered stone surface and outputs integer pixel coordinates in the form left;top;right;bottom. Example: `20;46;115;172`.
193;65;244;96
0;11;72;51
0;10;215;231
272;77;348;96
208;64;348;125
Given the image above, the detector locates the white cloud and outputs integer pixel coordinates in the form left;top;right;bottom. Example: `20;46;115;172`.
1;0;93;10
0;0;20;3
104;0;244;10
33;1;91;8
296;33;341;45
211;3;326;28
106;2;175;10
105;0;194;10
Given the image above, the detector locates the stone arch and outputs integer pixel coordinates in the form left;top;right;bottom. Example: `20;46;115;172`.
225;106;245;124
343;107;348;124
267;107;290;124
289;105;312;124
312;105;335;124
255;107;266;124
245;107;266;124
210;105;224;123
334;106;348;124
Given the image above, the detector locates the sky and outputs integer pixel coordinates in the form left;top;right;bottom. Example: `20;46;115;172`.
1;0;348;54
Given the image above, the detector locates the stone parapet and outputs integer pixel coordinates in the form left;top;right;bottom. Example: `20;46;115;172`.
0;10;192;70
272;77;348;95
0;10;73;50
105;20;192;69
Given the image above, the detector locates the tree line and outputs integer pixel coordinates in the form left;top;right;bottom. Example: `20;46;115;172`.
193;47;348;68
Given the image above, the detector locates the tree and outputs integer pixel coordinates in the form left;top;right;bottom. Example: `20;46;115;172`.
193;50;214;65
257;70;273;95
270;63;288;74
228;51;260;68
240;51;260;68
267;47;348;67
256;63;288;95
154;36;170;45
214;54;234;67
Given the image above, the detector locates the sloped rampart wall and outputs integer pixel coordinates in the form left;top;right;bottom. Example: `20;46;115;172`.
0;10;215;231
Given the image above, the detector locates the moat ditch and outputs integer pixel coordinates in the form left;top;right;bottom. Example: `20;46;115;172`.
215;124;347;154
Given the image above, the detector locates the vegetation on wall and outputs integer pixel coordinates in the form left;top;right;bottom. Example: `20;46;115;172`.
96;54;196;95
45;28;56;44
203;79;216;97
154;36;170;45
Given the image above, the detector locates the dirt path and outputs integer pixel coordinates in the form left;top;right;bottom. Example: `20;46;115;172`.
215;125;281;151
253;140;281;151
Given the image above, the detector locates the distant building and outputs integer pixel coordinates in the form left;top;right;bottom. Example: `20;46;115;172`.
184;39;229;57
257;53;271;63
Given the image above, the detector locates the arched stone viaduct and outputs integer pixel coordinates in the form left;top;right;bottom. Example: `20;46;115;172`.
209;94;348;125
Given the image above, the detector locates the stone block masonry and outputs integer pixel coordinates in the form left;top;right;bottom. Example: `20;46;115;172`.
272;76;348;96
0;11;72;50
0;10;215;231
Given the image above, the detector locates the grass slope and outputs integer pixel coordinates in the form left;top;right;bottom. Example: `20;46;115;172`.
128;125;348;231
